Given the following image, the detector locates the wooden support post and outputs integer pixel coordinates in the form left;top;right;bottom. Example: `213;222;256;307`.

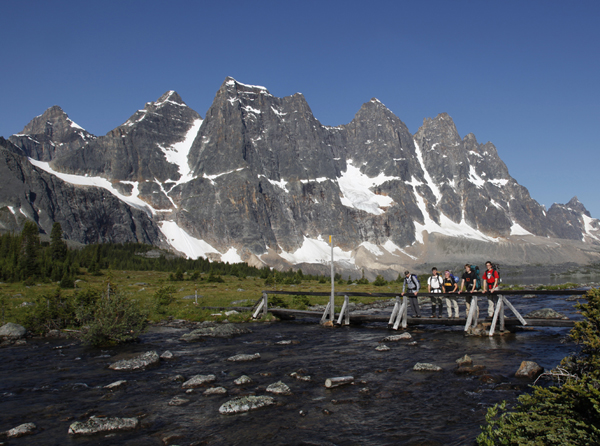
321;301;332;325
252;295;265;319
499;297;505;332
489;295;503;336
393;297;408;330
388;296;400;327
464;296;476;331
402;295;408;329
337;295;350;326
502;295;527;325
262;292;268;318
329;235;335;322
344;294;350;326
472;296;478;328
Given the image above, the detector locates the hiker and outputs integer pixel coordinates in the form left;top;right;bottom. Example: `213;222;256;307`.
482;261;500;317
401;270;421;317
442;270;459;318
427;267;443;318
458;264;479;320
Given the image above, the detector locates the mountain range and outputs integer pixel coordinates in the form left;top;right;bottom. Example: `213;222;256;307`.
2;77;599;278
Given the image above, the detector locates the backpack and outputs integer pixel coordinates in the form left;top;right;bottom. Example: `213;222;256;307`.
450;273;460;284
490;263;502;283
406;274;419;290
471;265;482;290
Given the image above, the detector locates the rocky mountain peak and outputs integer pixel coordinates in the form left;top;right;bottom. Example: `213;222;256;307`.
565;196;591;217
416;113;462;148
9;105;95;162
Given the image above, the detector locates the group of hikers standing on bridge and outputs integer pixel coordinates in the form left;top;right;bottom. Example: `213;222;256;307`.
400;262;500;319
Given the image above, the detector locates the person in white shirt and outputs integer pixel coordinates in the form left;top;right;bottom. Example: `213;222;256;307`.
427;267;444;318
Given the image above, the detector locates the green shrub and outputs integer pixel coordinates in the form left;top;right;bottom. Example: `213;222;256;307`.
80;284;147;347
154;285;175;315
291;295;310;310
477;288;600;445
268;295;288;308
23;287;77;334
373;275;387;286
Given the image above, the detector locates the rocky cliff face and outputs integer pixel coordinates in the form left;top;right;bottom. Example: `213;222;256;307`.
0;138;163;245
5;78;600;274
9;106;95;161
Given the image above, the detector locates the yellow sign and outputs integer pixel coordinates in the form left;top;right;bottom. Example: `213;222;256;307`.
329;235;332;244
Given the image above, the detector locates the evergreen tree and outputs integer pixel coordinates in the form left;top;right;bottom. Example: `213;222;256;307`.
19;221;40;280
50;222;67;262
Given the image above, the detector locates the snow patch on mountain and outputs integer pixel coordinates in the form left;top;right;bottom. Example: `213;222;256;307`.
383;240;418;260
159;221;219;259
221;247;243;264
278;236;355;265
412;191;497;243
159;119;203;185
28;158;156;216
337;160;395;215
510;223;533;236
413;140;442;203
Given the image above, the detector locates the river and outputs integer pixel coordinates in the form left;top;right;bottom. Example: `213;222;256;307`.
0;292;586;445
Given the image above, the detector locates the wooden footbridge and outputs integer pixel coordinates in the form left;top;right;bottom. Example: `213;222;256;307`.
251;289;588;336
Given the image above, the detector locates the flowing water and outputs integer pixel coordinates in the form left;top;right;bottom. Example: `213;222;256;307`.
0;293;587;446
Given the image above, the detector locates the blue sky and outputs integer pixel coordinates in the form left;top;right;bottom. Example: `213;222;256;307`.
1;0;598;217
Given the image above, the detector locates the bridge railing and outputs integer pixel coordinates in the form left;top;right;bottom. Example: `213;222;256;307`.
254;289;589;336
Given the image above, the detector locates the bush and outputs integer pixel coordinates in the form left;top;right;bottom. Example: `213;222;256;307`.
80;284;147;347
373;275;387;286
154;285;175;315
291;295;310;310
23;288;77;334
477;288;600;445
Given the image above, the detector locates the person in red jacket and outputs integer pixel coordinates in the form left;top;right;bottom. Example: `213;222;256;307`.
482;261;500;317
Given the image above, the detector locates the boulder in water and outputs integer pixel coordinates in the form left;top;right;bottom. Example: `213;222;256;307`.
182;374;216;388
219;395;276;414
108;351;159;371
382;332;412;342
0;322;27;339
180;323;252;341
413;362;443;372
6;422;36;438
226;353;260;362
515;361;544;379
525;308;568;319
266;381;292;395
68;416;138;435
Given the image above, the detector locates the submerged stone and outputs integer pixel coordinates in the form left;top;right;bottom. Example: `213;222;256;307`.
68;416;138;435
108;351;160;371
525;308;568;319
226;353;260;362
180;323;252;341
413;362;443;372
375;344;390;351
515;361;544;379
234;375;253;385
219;395;276;414
7;422;37;438
204;386;227;395
182;374;217;388
266;381;292;395
382;333;412;342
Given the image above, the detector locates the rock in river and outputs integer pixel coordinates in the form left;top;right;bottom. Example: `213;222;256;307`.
68;416;138;435
0;322;27;339
382;333;412;342
219;395;276;415
515;361;544;379
234;375;253;385
182;374;217;388
413;362;443;372
6;422;37;438
525;308;568;319
226;353;260;362
266;381;292;395
108;351;160;371
180;322;252;342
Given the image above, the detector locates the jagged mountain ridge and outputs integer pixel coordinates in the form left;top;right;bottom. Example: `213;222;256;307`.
5;77;600;275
